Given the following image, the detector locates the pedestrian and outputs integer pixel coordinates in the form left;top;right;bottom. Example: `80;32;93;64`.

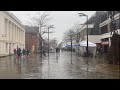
20;48;22;57
17;48;21;60
100;47;103;56
58;48;60;53
56;47;58;53
26;49;29;56
22;48;26;58
43;50;46;56
16;48;19;59
13;49;16;59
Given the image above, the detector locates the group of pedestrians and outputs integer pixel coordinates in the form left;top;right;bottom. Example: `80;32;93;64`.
14;48;30;60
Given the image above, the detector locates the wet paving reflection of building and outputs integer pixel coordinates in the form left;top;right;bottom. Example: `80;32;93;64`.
55;52;60;63
0;56;20;78
0;51;119;79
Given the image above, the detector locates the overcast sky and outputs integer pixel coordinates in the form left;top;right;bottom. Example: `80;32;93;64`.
10;11;96;43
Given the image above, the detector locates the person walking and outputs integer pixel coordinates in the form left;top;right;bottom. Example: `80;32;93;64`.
43;50;46;56
13;49;17;59
22;48;26;58
17;48;21;60
100;47;103;56
56;47;58;53
26;49;29;57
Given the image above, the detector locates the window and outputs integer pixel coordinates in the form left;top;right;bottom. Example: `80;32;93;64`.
110;18;120;31
101;12;108;22
115;18;120;30
101;25;108;34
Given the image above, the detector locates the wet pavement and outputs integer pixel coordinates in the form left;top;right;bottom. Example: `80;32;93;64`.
0;51;119;79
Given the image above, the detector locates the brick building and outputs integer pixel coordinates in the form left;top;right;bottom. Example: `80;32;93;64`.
24;25;40;53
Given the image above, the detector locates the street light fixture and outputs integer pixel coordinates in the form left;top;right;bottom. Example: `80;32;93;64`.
48;25;54;57
43;25;54;57
78;13;89;56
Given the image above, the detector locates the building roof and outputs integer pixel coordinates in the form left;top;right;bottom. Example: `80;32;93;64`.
24;25;39;33
3;11;25;29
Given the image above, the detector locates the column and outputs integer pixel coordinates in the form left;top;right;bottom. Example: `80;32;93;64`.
16;27;18;42
24;30;25;44
8;21;10;41
6;19;9;41
0;15;5;40
21;29;23;43
11;23;12;41
20;29;21;43
17;27;19;42
12;23;14;41
4;18;7;40
22;30;23;44
18;28;20;42
12;24;14;42
10;22;12;42
13;24;15;42
11;23;13;42
16;26;17;42
15;25;16;42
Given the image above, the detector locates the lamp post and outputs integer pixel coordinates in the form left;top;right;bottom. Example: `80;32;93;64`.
78;13;89;56
44;25;54;57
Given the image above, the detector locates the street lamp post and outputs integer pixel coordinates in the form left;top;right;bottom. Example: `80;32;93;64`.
48;25;54;57
44;25;54;57
78;13;89;56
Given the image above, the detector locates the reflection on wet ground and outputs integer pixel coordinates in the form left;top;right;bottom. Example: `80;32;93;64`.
0;51;119;79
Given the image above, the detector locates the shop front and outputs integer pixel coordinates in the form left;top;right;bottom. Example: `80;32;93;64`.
101;38;109;53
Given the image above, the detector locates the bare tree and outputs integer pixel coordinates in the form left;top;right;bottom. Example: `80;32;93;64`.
63;29;76;51
28;11;52;57
72;23;82;43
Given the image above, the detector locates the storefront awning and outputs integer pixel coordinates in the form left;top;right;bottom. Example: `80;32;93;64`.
101;41;109;45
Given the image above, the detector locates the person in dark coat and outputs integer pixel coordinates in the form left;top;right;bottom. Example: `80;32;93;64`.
17;48;21;60
22;48;26;58
100;48;103;55
56;47;58;53
13;49;16;59
26;49;29;56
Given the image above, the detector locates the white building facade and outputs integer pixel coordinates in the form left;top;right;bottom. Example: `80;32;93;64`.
0;11;25;56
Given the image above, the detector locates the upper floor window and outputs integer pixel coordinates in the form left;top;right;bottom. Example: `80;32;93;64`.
100;12;108;23
110;18;120;31
101;25;108;34
115;18;120;30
